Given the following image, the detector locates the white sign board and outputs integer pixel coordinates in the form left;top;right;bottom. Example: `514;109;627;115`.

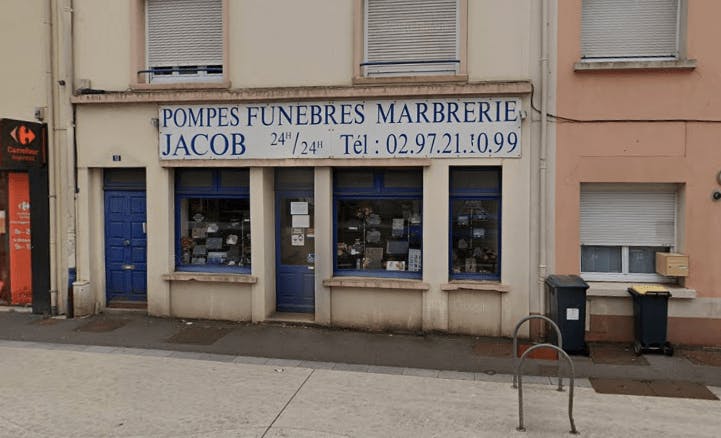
159;97;522;160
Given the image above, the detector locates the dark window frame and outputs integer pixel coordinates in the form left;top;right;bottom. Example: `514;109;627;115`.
174;169;250;274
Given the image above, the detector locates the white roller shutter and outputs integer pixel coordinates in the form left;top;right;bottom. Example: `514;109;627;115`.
147;0;223;68
364;0;458;76
581;0;679;59
580;186;676;247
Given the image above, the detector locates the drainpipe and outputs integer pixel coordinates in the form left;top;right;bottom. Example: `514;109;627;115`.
536;0;550;327
49;0;76;316
46;0;58;314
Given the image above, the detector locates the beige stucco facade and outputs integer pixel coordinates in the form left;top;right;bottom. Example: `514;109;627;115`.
65;0;547;339
556;1;721;345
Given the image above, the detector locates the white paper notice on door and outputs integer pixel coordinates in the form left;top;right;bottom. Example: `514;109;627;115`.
291;229;305;246
290;202;308;215
566;308;579;321
292;214;310;228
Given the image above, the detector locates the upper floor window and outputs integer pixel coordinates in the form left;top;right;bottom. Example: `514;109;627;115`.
146;0;224;83
362;0;460;77
581;0;680;60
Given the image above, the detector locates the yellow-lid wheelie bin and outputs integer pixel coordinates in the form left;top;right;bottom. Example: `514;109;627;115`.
627;284;673;356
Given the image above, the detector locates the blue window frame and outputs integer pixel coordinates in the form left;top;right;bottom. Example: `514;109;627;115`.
334;168;422;278
449;167;501;280
175;169;250;273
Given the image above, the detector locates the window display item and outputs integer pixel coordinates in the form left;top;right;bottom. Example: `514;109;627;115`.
465;258;477;273
206;237;223;250
365;247;383;269
386;261;406;271
351;239;362;255
207;252;227;264
366;213;381;225
392;218;405;237
207;223;219;233
225;234;238;245
191;226;207;239
227;245;240;261
366;229;381;243
387;240;409;255
192;245;207;256
408;249;422;272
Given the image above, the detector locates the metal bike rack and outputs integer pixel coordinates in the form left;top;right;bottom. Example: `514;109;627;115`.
516;343;578;434
512;315;564;391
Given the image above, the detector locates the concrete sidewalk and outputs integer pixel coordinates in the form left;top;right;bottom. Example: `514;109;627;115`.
0;342;720;437
1;310;720;388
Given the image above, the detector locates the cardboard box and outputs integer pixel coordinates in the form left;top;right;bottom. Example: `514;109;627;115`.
655;252;689;277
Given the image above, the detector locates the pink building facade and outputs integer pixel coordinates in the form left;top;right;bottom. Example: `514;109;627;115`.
555;1;721;345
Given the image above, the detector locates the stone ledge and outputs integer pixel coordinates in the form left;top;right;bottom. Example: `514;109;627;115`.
162;272;257;284
70;81;533;105
587;282;696;299
574;59;697;72
352;74;469;85
323;277;429;291
160;158;432;168
440;281;510;293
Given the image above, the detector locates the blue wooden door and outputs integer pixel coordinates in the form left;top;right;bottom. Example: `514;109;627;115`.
276;191;315;313
105;190;147;302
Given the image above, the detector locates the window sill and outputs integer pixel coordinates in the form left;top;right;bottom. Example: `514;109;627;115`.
586;282;696;299
162;272;257;284
323;276;430;291
130;81;232;91
441;280;510;293
574;59;697;72
353;74;469;86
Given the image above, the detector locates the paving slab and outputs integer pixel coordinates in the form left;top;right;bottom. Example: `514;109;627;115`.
0;346;312;438
2;345;721;437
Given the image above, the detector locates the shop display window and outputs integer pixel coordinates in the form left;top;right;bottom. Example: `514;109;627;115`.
334;168;422;278
450;167;501;280
175;169;250;273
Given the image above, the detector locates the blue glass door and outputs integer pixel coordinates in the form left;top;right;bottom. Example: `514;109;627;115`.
275;191;314;313
104;190;147;302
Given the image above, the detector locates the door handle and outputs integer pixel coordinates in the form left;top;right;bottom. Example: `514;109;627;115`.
121;264;135;270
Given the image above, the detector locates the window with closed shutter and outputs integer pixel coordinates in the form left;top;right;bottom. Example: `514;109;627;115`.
580;184;677;281
581;0;680;60
363;0;459;77
146;0;223;83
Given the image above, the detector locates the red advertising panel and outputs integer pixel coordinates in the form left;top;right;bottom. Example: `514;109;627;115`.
8;172;31;304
